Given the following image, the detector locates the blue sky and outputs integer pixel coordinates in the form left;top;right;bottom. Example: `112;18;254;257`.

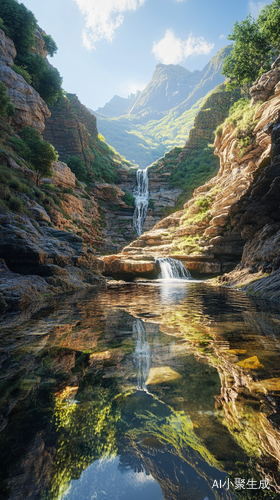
21;0;272;110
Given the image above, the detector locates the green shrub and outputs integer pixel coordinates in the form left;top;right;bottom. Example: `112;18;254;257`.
19;126;58;186
0;184;11;201
9;195;23;213
9;135;31;158
148;199;155;209
122;191;135;207
0;0;62;105
90;151;121;184
66;156;87;181
42;34;57;57
19;53;63;105
0;0;37;57
196;196;212;210
62;186;75;195
0;165;11;184
0;82;15;118
12;64;32;84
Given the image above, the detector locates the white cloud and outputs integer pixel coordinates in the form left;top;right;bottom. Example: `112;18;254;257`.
248;1;272;18
120;80;147;96
219;34;225;40
152;29;214;65
73;0;146;49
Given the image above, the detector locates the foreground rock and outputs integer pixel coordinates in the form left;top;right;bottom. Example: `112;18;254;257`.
0;212;106;313
101;254;160;278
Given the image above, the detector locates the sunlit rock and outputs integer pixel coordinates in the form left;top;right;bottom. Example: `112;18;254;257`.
236;355;264;370
145;366;182;385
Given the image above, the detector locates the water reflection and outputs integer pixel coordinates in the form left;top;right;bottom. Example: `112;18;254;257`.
132;319;151;391
0;282;280;499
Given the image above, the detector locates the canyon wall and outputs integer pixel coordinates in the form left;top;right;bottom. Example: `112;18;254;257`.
0;29;50;132
104;60;280;297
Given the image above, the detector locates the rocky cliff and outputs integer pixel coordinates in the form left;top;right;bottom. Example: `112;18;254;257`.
0;26;143;309
94;47;232;167
103;60;280;299
0;29;50;132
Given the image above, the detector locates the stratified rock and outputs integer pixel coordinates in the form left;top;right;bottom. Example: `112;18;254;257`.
101;255;159;278
42;93;98;165
116;63;280;281
43;161;76;189
0;28;16;66
0;213;106;309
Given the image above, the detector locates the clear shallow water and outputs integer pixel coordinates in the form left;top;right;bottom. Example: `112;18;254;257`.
1;281;280;499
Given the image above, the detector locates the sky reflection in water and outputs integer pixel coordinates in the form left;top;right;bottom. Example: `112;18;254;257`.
1;281;280;500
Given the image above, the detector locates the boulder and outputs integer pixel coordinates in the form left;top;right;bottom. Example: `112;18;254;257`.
43;161;76;189
101;255;160;277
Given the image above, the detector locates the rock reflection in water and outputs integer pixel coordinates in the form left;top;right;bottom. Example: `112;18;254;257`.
0;283;280;499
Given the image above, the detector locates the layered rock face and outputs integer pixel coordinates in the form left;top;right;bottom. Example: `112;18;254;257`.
42;94;98;165
92;172;137;253
0;29;50;132
0;210;105;313
142;169;182;232
111;63;280;283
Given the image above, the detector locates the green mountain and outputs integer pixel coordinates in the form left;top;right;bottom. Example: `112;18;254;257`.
94;47;232;167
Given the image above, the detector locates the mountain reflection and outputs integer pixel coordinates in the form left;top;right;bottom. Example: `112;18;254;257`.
0;283;280;499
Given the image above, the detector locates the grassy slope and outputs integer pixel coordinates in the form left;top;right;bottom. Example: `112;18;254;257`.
95;96;205;168
149;84;241;214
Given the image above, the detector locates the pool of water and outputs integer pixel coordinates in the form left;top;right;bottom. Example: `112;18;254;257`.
1;281;280;499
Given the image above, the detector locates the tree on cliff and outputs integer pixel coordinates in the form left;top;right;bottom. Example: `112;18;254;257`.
19;127;58;186
0;0;63;105
258;0;280;53
0;0;36;57
222;1;280;96
222;16;271;96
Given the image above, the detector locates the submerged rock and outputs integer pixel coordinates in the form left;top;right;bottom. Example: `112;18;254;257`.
145;366;182;385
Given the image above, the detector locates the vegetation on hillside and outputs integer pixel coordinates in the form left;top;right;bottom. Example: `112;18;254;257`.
0;0;63;105
222;0;280;96
95;47;231;167
215;98;262;157
151;84;240;211
95;97;205;168
0;81;15;118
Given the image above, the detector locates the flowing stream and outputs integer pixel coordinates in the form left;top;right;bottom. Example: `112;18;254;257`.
133;167;149;236
156;257;192;280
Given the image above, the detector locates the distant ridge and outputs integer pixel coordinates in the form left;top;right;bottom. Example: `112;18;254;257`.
93;46;232;167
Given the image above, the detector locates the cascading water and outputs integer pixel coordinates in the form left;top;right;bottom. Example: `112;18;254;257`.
133;167;149;236
132;319;151;391
156;257;192;280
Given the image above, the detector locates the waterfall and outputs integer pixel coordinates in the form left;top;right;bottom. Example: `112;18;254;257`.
156;257;192;280
132;319;151;391
133;167;149;236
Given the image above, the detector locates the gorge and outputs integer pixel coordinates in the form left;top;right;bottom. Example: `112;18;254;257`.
1;1;280;499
